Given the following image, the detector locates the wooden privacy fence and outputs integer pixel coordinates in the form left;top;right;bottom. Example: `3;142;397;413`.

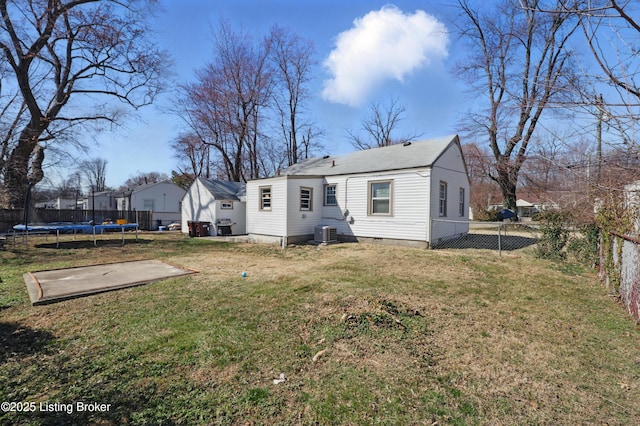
600;230;640;323
0;209;153;232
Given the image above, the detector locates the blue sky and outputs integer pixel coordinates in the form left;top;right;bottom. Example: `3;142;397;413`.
88;0;463;188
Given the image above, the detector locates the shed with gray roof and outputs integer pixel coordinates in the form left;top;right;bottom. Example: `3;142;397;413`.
181;177;246;236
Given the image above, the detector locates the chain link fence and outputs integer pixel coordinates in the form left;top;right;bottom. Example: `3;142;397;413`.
600;231;640;323
431;219;541;255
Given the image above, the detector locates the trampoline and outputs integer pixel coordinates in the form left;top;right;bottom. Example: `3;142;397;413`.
12;223;139;248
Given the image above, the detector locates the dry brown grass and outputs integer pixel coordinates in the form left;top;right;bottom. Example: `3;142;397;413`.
1;233;639;424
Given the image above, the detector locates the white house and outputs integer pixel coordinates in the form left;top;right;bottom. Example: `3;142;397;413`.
246;134;470;247
115;180;186;229
80;190;117;211
181;177;246;236
35;197;79;210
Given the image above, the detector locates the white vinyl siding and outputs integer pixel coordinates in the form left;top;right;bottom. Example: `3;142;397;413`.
130;181;186;214
430;143;470;242
323;172;429;242
247;178;288;238
286;178;324;237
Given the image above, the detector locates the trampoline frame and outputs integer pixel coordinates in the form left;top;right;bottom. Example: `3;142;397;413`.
12;223;139;248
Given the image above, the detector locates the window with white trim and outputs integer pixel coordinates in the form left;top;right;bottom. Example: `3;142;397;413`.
324;184;337;206
459;188;465;217
369;180;392;215
300;187;313;211
439;181;447;217
221;201;234;210
259;186;271;211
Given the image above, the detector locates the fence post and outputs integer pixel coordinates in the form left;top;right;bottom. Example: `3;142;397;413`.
497;223;502;256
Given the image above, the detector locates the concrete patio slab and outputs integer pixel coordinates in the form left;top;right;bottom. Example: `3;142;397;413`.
24;259;198;305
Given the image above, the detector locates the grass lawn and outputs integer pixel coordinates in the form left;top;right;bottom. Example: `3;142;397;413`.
1;232;639;425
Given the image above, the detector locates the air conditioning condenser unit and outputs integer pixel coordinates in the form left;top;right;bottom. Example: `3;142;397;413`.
314;225;337;243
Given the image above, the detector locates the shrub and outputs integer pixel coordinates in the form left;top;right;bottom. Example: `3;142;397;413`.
567;224;600;268
534;211;571;261
473;208;501;222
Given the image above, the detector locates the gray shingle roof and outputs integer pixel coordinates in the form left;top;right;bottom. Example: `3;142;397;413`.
200;178;246;200
283;134;459;176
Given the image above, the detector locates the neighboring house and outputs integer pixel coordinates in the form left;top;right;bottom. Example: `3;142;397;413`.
181;177;246;236
79;190;118;211
115;180;186;229
486;192;560;219
246;134;470;247
35;197;79;210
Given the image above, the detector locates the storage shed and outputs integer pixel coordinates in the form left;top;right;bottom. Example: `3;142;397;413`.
181;177;246;236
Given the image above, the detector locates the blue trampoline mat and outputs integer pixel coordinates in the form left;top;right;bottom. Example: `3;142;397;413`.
12;223;139;247
13;223;139;232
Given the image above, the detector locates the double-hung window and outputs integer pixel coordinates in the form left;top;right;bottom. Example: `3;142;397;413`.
324;184;337;206
458;188;465;217
369;180;392;216
300;187;313;211
439;181;447;217
260;186;272;211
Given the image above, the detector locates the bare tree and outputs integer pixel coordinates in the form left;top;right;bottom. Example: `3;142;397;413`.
79;158;108;192
462;141;500;218
520;136;566;192
170;132;211;179
568;0;640;102
547;1;640;187
0;0;166;208
347;98;420;150
455;0;580;212
62;171;83;197
268;25;319;165
177;20;271;182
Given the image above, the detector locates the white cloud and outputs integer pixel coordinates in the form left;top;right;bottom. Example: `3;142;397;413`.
322;5;449;107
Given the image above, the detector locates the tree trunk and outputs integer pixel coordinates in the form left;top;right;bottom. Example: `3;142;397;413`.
498;176;518;214
493;160;519;216
4;125;45;209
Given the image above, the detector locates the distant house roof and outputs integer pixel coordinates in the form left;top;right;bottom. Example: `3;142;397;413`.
516;199;535;207
282;134;461;177
199;177;246;201
119;179;184;196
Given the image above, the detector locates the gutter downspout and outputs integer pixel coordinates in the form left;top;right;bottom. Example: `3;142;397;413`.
283;177;288;249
